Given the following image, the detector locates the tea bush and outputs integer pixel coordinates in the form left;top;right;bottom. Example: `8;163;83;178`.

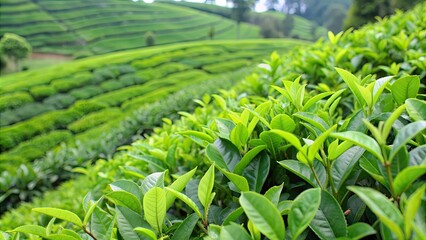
2;4;424;239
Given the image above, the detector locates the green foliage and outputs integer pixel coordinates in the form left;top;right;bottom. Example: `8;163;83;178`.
282;15;295;37
0;33;31;71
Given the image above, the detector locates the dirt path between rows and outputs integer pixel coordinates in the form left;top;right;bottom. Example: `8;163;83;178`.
30;52;73;60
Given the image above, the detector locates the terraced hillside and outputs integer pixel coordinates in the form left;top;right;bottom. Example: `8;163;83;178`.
0;0;261;57
159;0;328;40
0;39;306;212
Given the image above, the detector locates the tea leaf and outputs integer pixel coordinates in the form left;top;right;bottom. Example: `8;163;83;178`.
133;228;157;240
106;191;142;214
391;76;420;105
406;98;426;121
220;222;252;240
389;121;426;162
234;145;267;175
171;213;198;240
393;165;426;196
165;187;202;218
32;208;82;227
240;192;285;240
166;167;197;209
347;223;376;239
198;164;215;210
143;187;166;233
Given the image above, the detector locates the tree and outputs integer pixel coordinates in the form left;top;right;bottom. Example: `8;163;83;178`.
230;0;255;38
144;31;155;46
324;4;347;33
208;26;215;40
282;14;295;37
0;33;31;72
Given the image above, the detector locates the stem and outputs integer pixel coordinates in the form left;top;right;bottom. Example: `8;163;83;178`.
84;226;98;240
197;221;208;235
385;162;397;200
310;166;324;189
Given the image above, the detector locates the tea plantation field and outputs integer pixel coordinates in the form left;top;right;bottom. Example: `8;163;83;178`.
0;39;306;213
0;0;261;57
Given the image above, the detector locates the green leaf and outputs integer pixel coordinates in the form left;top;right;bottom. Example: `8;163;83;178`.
106;191;142;214
212;94;227;110
410;145;426;166
264;184;284;206
303;92;334;111
309;190;347;239
166;167;197;209
179;130;214;145
393;165;426;196
279;160;326;188
32;208;82;227
372;76;392;105
116;205;150;240
391;76;420;105
332;147;365;192
11;225;47;238
270;130;302;151
220;223;252;240
141;172;165;195
260;131;283;160
406;98;426;121
223;207;244;225
270;114;296;132
308;125;337;163
335;68;365;106
234;145;267;175
389;121;426;162
404;185;425;238
293;112;329;133
90;206;114;240
359;157;387;186
143;187;166;234
331;131;384;163
277;200;292;215
221;170;249;192
206;138;241;172
347;186;404;239
165;187;202;218
382;104;406;142
198;164;215;210
45;234;80;240
61;229;83;240
347;223;376;240
230;123;249;149
133;228;157;240
171;213;198;240
215;118;235;139
110;180;142;202
243;151;270;192
239;192;285;240
288;188;321;240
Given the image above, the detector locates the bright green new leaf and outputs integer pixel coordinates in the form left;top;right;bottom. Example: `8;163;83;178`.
293;112;329;133
288;188;321;240
143;187;166;234
166;167;197;209
264;184;284;206
393;165;426;196
406;98;426;121
110;180;142;202
403;185;425;238
165;187;202;218
240;192;285;240
212;94;227;110
389;121;426;162
270;129;302;151
348;186;404;239
309;190;347;239
11;225;47;238
32;208;82;227
220;223;252;240
44;234;80;240
270;114;296;132
331;131;384;163
171;213;198;240
215;118;236;139
222;170;249;192
230;123;249;150
308;125;337;163
141;172;165;195
198;164;215;210
133;228;157;240
278;200;292;215
382;104;406;142
391;76;420;105
61;229;83;240
106;191;142;214
223;207;244;225
347;223;376;239
234;145;267;175
335;68;365;106
260;131;282;160
248;220;261;240
179;130;214;147
372;76;393;105
302;92;334;111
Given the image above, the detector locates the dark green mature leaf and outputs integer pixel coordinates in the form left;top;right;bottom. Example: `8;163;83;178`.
141;172;165;195
91;206;114;240
243;152;270;192
279;160;326;188
331;132;384;163
223;207;244;225
11;225;47;238
270;114;296;132
166;167;197;210
393;165;426;196
116;206;150;240
260;131;283;160
389;121;426;162
347;186;404;239
220;223;252;240
171;213;198;240
270;129;303;152
32;208;82;227
347;223;376;239
234;145;267;175
346;195;366;224
406;98;426;121
240;192;285;240
359;157;387;186
143;187;166;233
391;76;420;105
165;187;202;218
332;147;365;192
409;145;426;166
206;138;241;172
288;188;321;240
106;191;142;214
309;190;347;239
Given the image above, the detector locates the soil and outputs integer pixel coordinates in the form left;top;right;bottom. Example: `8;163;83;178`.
30;52;73;60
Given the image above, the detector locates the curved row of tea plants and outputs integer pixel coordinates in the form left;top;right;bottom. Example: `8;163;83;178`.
0;0;261;56
1;3;425;239
0;39;304;213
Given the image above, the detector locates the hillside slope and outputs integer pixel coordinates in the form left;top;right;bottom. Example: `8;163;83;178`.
0;0;261;57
